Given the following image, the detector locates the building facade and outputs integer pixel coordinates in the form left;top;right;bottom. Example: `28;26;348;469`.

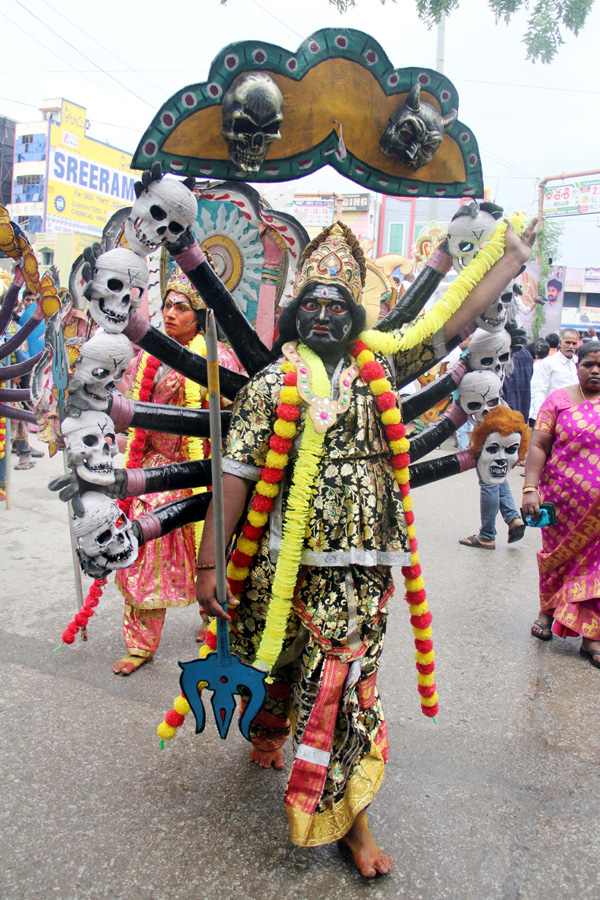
9;99;137;239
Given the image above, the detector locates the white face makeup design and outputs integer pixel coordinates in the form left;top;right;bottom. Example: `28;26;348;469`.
476;431;522;484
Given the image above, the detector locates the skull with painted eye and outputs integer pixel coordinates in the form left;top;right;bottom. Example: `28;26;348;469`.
73;492;138;573
61;411;118;486
85;248;149;333
447;202;503;272
68;332;133;412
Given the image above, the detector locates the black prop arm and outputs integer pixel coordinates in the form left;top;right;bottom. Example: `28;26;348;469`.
0;314;42;361
0;401;37;423
132;493;212;547
127;459;212;497
0;351;44;380
401;360;468;423
0;279;23;336
408;404;467;463
409;449;475;489
170;238;274;376
109;392;231;439
123;312;247;401
374;244;453;333
50;460;213;507
0;387;31;401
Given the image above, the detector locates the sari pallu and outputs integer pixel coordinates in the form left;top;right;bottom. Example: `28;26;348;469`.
535;389;600;640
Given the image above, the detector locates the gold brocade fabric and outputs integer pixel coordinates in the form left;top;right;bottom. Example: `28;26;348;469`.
224;337;438;567
225;336;437;845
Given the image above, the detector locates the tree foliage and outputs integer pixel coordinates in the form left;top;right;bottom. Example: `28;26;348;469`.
326;0;595;63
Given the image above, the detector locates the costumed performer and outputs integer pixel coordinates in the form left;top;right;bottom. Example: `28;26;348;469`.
523;340;600;663
196;220;536;876
113;268;241;675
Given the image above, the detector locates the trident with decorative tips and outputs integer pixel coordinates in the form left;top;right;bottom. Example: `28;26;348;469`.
178;310;267;740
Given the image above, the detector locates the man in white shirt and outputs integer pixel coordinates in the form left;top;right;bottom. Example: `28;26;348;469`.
529;328;579;422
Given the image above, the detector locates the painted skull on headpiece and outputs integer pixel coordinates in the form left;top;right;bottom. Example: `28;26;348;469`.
221;72;284;174
86;248;149;333
61;411;118;486
457;370;502;423
467;328;511;376
69;332;133;411
447;202;503;272
73;492;138;572
379;83;457;171
124;177;198;257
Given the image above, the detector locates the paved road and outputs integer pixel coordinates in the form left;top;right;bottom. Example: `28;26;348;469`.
1;440;599;900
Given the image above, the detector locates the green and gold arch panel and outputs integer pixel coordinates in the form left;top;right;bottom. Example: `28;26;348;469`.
133;29;483;199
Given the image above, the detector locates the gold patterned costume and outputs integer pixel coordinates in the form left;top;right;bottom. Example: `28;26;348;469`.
223;332;443;845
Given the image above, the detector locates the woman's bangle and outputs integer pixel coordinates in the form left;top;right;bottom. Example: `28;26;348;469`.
522;485;539;493
196;563;216;570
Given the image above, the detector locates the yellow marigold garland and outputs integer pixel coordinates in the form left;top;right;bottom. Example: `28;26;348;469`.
253;344;328;674
361;213;527;355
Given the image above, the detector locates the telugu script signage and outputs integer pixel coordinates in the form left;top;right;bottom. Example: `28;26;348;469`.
542;180;600;218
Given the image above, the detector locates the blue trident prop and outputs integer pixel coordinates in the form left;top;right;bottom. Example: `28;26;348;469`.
178;310;266;740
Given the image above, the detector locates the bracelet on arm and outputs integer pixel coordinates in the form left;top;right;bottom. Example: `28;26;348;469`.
196;563;216;570
522;485;539;493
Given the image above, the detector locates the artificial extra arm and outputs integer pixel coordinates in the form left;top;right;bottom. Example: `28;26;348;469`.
408;403;467;463
123;311;248;401
409;448;475;489
375;245;453;332
109;391;231;438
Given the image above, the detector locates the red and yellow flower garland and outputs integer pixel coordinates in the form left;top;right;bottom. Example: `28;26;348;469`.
352;338;438;717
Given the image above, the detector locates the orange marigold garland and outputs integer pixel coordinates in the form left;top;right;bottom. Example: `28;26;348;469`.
352;338;439;719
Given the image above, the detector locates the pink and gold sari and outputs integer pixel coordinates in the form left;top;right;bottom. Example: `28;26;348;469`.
536;388;600;639
115;364;198;611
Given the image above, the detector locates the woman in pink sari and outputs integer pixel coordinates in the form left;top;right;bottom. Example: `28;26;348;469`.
523;340;600;666
113;270;241;675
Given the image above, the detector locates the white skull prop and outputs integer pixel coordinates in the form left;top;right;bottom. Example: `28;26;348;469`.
87;248;149;333
447;203;500;272
475;294;508;333
70;332;133;410
221;72;284;174
467;328;512;376
457;371;502;423
476;431;522;484
62;411;118;486
73;492;138;571
124;177;197;257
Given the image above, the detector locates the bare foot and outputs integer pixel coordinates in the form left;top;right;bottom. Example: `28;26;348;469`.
249;746;285;769
112;654;153;675
341;809;393;878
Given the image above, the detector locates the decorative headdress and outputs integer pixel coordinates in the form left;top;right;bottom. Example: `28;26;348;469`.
165;267;203;310
294;222;366;306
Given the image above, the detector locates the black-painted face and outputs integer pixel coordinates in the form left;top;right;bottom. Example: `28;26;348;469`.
295;286;353;357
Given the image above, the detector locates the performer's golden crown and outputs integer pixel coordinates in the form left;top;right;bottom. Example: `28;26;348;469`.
294;222;366;306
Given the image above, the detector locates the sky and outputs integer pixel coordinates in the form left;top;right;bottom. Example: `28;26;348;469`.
2;0;599;265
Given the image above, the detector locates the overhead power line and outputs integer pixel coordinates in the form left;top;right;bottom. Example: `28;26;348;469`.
12;0;155;109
